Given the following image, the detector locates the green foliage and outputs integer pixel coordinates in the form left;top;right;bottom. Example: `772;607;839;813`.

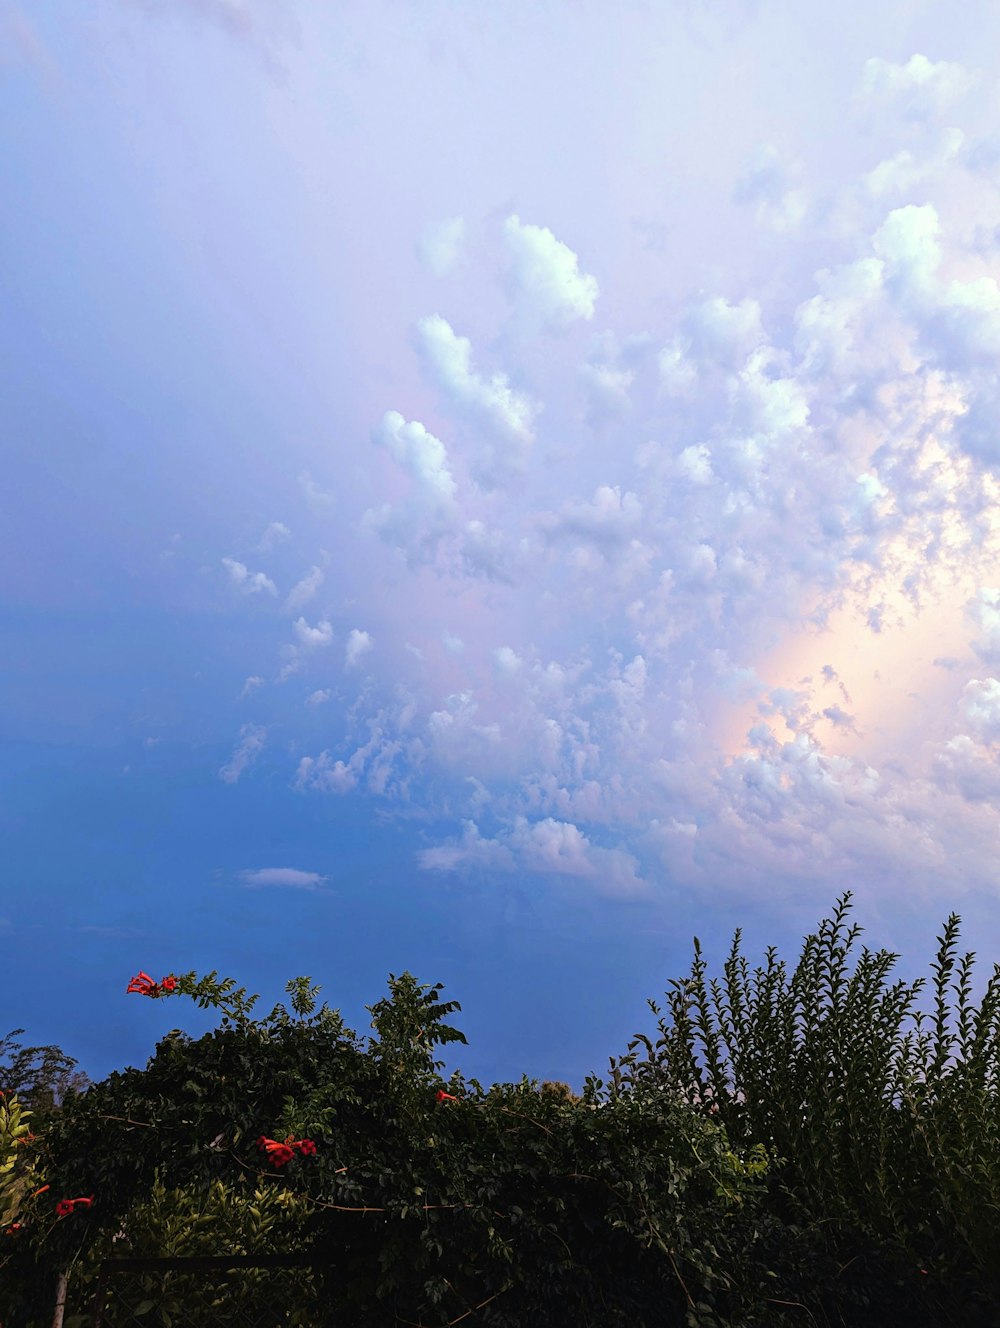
609;891;1000;1323
52;1166;322;1328
0;1091;47;1232
2;898;1000;1326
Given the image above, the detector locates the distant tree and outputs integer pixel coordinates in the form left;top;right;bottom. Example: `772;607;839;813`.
0;1028;94;1119
539;1080;582;1104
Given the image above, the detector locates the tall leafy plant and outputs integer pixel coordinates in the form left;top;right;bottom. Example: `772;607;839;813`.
608;892;1000;1316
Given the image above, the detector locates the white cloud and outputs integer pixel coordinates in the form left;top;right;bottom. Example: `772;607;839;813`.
856;53;979;125
676;444;713;485
658;338;698;396
222;558;277;597
219;723;266;784
373;410;457;506
228;100;1000;917
581;361;635;429
862;127;965;200
296;705;408;799
276;617;333;684
293;617;334;649
418;816;646;899
539;486;643;556
286;565;324;611
417;820;516;872
961;677;1000;743
414;315;539;484
458;520;517;584
296;752;357;793
732;142;807;233
416;215;465;277
933;734;1000;803
501;214;599;331
345;628;373;669
493;645;523;675
239;675;263;699
237;867;328;890
258;521;290;552
871;203;942;302
298;471;336;507
306;688;330;706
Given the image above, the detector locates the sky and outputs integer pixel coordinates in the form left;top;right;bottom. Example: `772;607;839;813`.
4;0;1000;1101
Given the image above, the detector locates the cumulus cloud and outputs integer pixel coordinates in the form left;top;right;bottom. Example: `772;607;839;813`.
862;126;965;201
219;723;266;784
253;76;1000;914
306;688;330;706
855;53;979;125
237;866;328;890
222;557;277;597
493;645;523;676
538;486;643;567
373;410;457;507
296;752;358;794
296;705;409;799
294;617;334;649
414;315;539;485
416;820;516;872
501;214;599;331
275;617;333;683
416;215;465;277
345;628;373;669
419;815;647;898
960;677;1000;744
932;733;1000;803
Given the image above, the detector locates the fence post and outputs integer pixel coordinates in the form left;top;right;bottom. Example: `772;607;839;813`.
89;1262;109;1328
50;1268;69;1328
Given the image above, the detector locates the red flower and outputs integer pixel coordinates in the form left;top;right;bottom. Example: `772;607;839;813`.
56;1195;94;1217
256;1135;316;1167
126;971;174;997
436;1090;459;1102
257;1137;294;1167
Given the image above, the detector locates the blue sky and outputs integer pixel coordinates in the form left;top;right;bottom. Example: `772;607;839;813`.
4;0;1000;1099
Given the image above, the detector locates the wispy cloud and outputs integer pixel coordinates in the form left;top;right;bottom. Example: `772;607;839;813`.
416;215;465;277
237;866;328;890
285;565;323;611
219;724;267;784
